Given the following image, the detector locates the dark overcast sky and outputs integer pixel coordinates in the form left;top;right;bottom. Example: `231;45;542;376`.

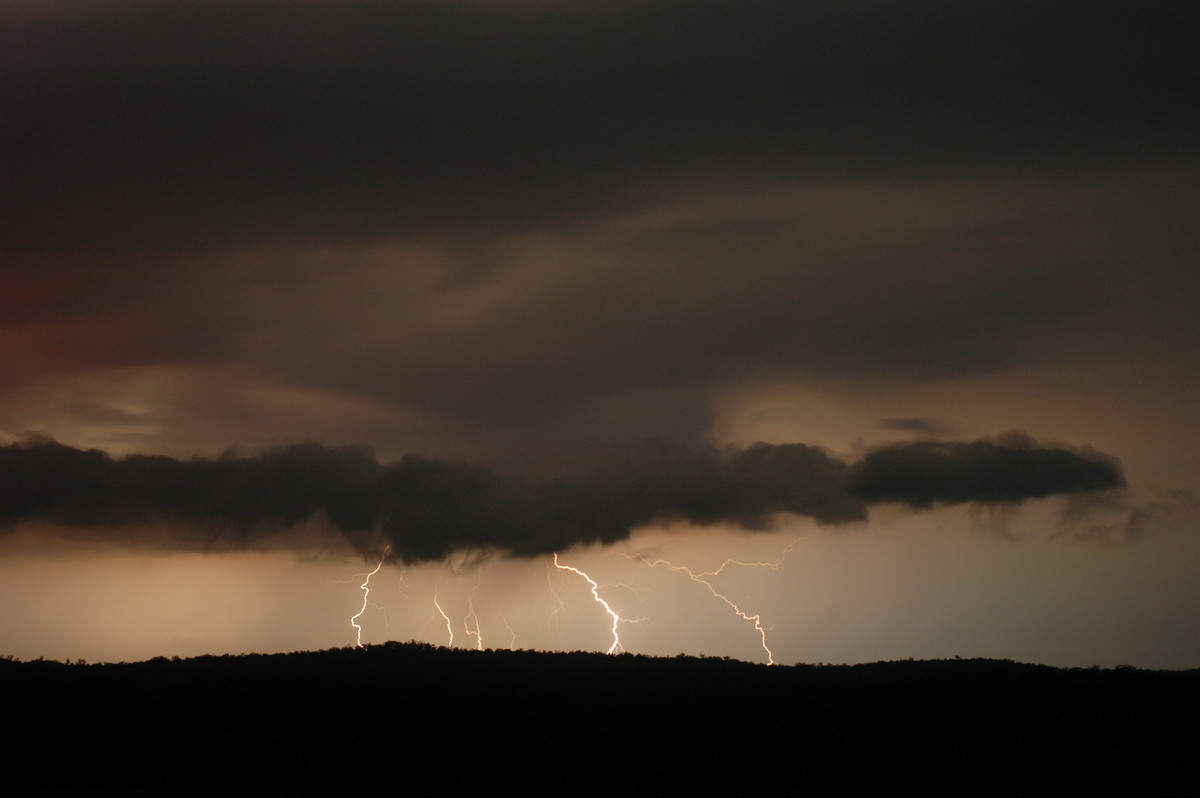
1;0;1197;667
4;0;1195;251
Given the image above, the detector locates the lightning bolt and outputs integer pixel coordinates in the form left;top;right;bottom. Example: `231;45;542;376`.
628;540;800;665
464;573;484;651
433;593;454;647
350;546;390;648
546;563;568;637
553;552;632;655
499;612;518;650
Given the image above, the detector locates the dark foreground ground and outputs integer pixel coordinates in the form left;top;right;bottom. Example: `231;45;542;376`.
2;643;1196;795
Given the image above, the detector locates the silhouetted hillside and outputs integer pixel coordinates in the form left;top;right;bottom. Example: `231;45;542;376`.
3;644;1196;795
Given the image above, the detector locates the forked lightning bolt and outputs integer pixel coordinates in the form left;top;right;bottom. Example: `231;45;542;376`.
553;552;631;654
350;546;390;648
629;540;799;665
343;542;795;660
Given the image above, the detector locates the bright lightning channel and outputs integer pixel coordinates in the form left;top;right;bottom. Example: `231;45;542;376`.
350;546;390;648
628;540;799;666
433;593;455;647
553;552;634;655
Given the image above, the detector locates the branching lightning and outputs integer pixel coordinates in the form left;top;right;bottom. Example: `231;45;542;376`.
627;540;800;665
340;540;796;662
350;546;390;648
553;552;634;654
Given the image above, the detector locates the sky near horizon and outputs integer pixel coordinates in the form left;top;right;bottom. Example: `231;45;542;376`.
2;0;1197;667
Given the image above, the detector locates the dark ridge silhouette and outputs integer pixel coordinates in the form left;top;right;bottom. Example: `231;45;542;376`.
0;434;1122;562
1;645;1195;794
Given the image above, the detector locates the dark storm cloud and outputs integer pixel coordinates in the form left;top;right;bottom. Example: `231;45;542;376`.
849;432;1123;508
3;0;1193;252
0;434;1122;562
4;1;1196;462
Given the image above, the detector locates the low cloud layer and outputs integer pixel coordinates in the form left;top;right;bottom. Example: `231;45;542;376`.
0;434;1122;562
